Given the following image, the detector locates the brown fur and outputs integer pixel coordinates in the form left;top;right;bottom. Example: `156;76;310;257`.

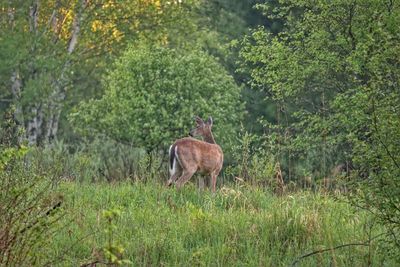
167;116;223;192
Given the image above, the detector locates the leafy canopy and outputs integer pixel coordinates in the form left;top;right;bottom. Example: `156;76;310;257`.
70;44;243;153
240;0;400;256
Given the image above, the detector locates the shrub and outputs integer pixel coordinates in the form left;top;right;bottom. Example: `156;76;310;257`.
70;43;244;158
0;146;64;266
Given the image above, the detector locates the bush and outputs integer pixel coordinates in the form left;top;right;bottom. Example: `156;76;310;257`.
225;130;276;189
26;139;167;183
0;146;64;266
70;43;244;158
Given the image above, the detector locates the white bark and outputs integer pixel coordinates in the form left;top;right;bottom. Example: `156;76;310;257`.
45;0;87;144
11;0;87;145
67;17;80;53
26;105;43;145
29;0;39;32
45;89;65;143
23;0;44;145
67;0;86;53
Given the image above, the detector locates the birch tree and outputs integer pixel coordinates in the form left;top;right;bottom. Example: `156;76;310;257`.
0;0;193;145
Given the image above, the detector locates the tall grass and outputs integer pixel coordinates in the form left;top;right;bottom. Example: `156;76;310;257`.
0;147;64;266
48;181;390;266
1;144;394;266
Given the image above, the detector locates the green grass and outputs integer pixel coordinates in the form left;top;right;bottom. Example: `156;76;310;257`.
50;181;389;266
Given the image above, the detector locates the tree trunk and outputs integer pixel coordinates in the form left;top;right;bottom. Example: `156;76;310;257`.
29;0;39;32
8;0;87;145
26;105;43;145
10;71;25;143
22;0;43;146
45;89;65;143
44;0;87;145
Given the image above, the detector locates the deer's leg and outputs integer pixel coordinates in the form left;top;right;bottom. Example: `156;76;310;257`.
211;172;218;193
175;169;196;189
167;154;182;186
167;169;181;186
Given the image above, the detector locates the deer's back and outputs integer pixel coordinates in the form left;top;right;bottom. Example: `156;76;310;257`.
173;137;223;173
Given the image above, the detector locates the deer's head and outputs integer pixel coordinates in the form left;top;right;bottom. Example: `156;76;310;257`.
169;115;223;192
189;116;213;138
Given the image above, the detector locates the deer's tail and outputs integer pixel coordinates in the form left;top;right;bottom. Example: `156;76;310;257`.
169;144;177;175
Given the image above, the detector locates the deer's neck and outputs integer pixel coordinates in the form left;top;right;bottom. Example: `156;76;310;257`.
203;132;216;144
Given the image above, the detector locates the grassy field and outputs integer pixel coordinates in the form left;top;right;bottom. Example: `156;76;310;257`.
45;181;391;266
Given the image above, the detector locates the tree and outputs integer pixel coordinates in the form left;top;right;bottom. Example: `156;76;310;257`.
0;0;194;146
240;0;400;256
193;0;285;137
70;44;244;155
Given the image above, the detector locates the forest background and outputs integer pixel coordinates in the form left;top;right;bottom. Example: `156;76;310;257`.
1;0;399;266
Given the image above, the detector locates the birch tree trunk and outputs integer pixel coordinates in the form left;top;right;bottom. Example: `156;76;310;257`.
44;0;87;144
26;105;44;145
25;0;44;145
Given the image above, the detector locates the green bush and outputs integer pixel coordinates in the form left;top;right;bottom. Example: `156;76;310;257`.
240;0;400;256
225;130;276;188
27;139;167;183
70;43;244;157
0;146;64;266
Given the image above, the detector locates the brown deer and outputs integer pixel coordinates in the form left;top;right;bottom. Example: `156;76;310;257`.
167;116;223;192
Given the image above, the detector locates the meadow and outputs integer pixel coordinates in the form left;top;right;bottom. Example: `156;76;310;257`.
1;141;396;266
45;181;389;266
2;1;400;266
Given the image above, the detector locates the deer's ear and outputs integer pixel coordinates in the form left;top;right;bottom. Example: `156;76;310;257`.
207;116;213;126
194;116;204;125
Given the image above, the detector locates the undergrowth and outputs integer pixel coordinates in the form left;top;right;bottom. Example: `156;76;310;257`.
47;181;391;266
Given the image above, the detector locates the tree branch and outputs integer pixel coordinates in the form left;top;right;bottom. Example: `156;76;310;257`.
290;233;386;266
347;1;357;51
371;99;400;169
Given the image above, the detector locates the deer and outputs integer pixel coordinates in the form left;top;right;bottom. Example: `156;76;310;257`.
167;116;224;192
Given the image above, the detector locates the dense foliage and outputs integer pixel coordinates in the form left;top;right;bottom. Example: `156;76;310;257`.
1;0;400;265
0;0;195;145
240;0;400;256
70;44;243;153
0;146;64;266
